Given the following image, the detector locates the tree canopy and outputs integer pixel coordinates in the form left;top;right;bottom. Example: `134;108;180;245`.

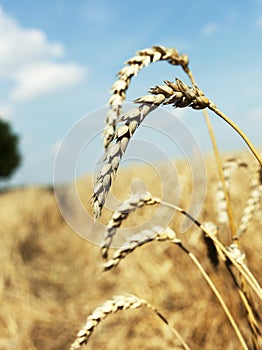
0;118;21;180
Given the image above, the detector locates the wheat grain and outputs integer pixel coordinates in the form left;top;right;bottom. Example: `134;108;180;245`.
101;191;160;259
104;46;189;148
70;293;191;350
137;78;209;109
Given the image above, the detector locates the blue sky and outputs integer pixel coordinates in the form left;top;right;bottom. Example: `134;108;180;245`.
0;0;262;186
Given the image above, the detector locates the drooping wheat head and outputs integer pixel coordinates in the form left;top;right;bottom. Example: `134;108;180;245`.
70;293;190;350
104;46;189;148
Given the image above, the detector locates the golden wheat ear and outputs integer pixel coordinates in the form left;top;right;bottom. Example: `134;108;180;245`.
70;293;191;350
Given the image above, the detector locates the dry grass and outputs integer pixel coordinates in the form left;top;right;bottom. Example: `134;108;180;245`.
0;153;261;349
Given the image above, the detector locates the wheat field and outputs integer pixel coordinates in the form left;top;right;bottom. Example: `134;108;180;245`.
0;152;261;350
1;45;262;350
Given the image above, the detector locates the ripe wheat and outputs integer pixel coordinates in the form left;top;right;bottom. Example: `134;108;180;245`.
72;45;262;349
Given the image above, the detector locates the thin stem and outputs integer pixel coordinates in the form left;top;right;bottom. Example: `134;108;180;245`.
179;244;249;350
224;261;260;349
147;304;191;350
188;64;260;348
184;66;238;240
183;68;237;241
202;108;237;240
208;103;262;167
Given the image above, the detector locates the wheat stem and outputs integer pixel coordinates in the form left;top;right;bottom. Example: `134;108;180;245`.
181;65;237;241
186;250;249;350
187;74;258;346
208;103;262;167
203;109;237;239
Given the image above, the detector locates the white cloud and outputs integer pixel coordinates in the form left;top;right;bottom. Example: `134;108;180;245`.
11;62;85;101
201;22;219;37
0;6;87;101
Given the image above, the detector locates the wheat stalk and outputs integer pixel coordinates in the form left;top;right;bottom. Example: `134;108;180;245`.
93;77;262;219
70;293;191;350
104;46;189;148
101;191;160;259
138;80;262;166
203;108;237;238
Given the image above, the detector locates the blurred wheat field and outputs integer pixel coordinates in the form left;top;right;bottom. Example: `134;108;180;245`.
0;153;261;350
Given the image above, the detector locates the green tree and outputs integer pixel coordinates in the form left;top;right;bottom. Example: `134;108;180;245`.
0;118;21;180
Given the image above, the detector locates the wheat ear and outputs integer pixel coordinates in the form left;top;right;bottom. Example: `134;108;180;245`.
215;158;248;226
104;45;189;148
237;162;262;238
101;191;160;259
70;293;191;350
103;225;180;270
